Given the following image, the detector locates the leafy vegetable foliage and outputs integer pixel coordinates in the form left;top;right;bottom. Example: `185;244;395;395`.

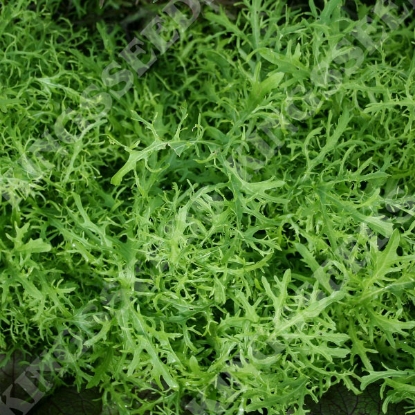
1;0;415;414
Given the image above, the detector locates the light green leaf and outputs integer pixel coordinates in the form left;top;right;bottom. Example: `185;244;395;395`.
110;140;168;185
15;238;51;253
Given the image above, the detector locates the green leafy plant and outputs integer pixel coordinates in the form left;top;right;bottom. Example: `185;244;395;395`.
1;0;415;414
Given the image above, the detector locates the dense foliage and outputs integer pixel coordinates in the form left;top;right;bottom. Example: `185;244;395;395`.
1;0;415;413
